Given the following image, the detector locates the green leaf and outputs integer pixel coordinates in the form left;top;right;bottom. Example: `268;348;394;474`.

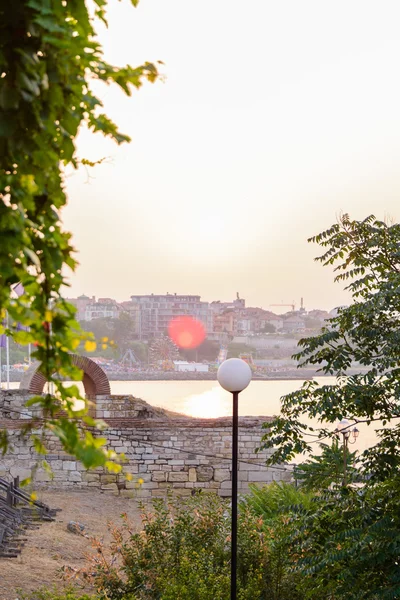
0;84;19;110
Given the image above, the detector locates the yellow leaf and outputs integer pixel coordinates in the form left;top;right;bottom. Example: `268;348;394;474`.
138;478;144;486
30;491;38;502
102;344;107;350
84;340;97;352
101;337;108;342
126;473;133;481
45;310;53;322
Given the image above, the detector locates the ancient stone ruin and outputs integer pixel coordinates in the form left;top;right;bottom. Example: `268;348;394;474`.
0;357;289;498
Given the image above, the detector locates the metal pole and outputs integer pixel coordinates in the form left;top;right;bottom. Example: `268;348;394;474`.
231;390;239;600
343;434;347;486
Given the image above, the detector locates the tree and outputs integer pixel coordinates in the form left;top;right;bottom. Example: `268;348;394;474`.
0;1;159;469
112;312;135;355
294;440;358;491
180;339;220;362
258;215;400;599
260;215;400;480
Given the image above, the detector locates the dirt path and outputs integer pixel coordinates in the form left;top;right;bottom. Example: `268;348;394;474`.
0;489;143;600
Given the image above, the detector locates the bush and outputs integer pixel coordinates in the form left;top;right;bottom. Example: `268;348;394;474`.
21;588;94;600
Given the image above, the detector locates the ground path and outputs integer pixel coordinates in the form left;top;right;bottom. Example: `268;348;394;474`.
0;489;143;600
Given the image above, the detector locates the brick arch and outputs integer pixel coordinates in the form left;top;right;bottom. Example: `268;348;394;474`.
19;354;111;399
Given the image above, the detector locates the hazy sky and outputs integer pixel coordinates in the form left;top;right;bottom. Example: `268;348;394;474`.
63;0;400;312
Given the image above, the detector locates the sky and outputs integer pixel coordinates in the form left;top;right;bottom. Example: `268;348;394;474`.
63;0;400;312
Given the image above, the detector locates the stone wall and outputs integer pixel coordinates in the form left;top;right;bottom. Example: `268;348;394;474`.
0;391;290;497
0;389;43;419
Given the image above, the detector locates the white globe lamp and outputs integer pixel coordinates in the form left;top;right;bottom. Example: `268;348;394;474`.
337;418;350;432
217;357;252;600
217;358;252;392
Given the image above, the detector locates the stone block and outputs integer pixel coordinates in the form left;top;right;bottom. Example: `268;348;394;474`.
188;468;197;482
82;473;100;483
152;471;166;482
239;463;260;471
214;469;230;482
172;488;192;497
10;467;31;481
69;471;82;482
249;470;273;483
101;474;116;484
196;466;213;482
35;471;52;483
168;472;188;482
220;480;232;489
62;461;76;471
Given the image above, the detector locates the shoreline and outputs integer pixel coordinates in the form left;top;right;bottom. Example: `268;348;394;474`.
6;370;316;383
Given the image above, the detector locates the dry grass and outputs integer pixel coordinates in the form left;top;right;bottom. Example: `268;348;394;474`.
0;488;143;600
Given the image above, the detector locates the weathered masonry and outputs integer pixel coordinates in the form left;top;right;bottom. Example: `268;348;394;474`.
0;359;289;497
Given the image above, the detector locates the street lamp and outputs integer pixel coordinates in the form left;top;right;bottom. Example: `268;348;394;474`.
335;418;359;486
217;358;252;600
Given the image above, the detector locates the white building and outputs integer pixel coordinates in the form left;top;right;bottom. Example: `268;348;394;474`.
84;298;121;321
173;361;209;373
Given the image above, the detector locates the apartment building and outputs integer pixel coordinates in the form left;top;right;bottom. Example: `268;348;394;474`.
84;298;121;321
130;294;213;340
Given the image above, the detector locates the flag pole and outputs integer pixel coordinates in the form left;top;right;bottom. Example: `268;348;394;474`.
6;312;10;390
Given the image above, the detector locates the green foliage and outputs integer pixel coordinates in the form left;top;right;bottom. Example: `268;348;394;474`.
243;481;314;522
0;1;159;465
180;339;220;362
76;493;298;600
242;482;317;600
295;440;359;491
21;588;94;600
259;215;400;480
289;477;400;600
80;314;144;359
256;214;400;599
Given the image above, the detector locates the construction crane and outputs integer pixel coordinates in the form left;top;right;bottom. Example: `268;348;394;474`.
270;302;296;312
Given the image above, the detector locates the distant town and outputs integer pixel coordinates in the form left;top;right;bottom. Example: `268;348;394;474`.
4;293;343;381
33;292;340;381
0;293;337;385
68;292;339;340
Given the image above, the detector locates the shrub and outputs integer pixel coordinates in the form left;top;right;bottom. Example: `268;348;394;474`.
76;492;297;600
20;588;94;600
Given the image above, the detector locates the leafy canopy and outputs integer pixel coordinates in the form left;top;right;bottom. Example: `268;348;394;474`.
0;0;159;467
259;214;400;481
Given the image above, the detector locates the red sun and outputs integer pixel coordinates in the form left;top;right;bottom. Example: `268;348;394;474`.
168;316;206;349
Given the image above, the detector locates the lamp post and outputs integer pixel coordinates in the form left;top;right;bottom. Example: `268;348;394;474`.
217;358;252;600
335;418;359;486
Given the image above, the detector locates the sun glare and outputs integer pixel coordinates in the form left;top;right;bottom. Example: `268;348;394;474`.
183;386;231;418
